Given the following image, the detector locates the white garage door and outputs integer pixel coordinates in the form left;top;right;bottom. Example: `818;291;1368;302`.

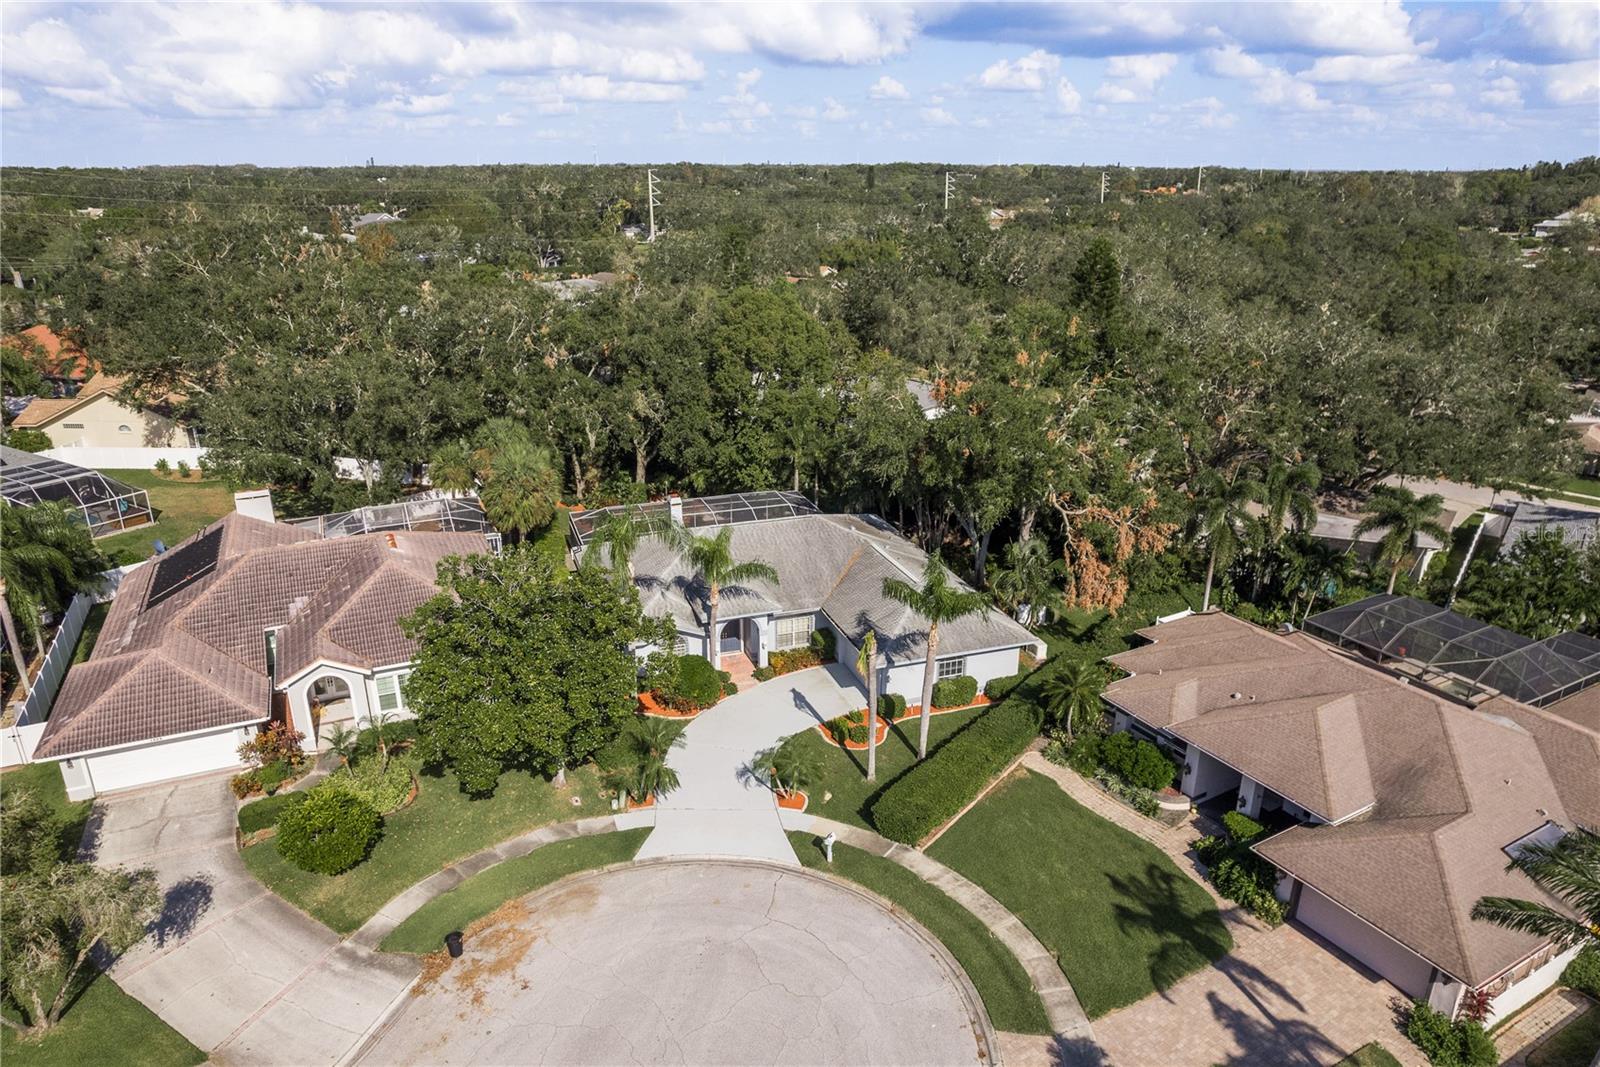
1295;885;1435;998
85;729;246;794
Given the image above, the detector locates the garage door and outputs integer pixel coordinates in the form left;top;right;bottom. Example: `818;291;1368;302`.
85;729;246;794
1295;885;1435;998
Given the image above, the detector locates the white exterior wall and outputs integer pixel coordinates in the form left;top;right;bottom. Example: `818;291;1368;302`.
37;392;190;449
1482;944;1583;1028
41;445;207;469
67;727;251;798
1294;884;1437;999
1180;748;1242;805
283;664;374;751
878;646;1023;702
1236;775;1268;819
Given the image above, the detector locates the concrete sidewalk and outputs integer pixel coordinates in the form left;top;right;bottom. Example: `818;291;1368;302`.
635;662;865;866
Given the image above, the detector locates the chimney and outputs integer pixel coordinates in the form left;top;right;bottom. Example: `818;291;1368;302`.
234;489;275;523
668;494;684;526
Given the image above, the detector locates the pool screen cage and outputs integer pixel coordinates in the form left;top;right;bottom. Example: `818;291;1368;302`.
0;445;154;538
569;490;819;549
291;492;502;553
1305;593;1600;708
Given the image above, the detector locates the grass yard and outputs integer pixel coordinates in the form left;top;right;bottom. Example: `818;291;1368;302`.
927;769;1231;1019
381;829;650;953
96;469;234;565
242;761;612;933
0;761;91;861
787;831;1052;1035
0;970;205;1067
69;602;110;665
1528;1006;1600;1067
781;706;987;832
1334;1042;1404;1067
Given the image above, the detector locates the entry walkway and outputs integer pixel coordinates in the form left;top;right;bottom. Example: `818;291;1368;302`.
635;662;864;866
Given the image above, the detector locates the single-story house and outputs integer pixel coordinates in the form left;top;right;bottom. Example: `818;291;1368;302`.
905;378;944;420
33;505;486;799
1100;596;1600;1027
1248;498;1456;581
11;371;198;449
572;493;1044;700
3;324;100;396
1498;500;1599;553
1576;420;1600;477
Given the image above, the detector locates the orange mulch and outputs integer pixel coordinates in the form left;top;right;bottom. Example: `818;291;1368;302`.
815;717;891;751
637;691;702;719
895;694;991;722
776;790;808;812
625;794;656;811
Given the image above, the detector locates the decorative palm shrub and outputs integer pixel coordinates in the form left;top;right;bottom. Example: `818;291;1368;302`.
275;788;382;875
755;737;823;798
607;717;685;803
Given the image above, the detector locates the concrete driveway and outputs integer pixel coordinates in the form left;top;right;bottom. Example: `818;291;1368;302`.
635;663;865;866
358;860;992;1066
83;773;419;1065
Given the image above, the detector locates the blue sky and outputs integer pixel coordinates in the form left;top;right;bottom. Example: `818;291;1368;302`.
1;2;1595;169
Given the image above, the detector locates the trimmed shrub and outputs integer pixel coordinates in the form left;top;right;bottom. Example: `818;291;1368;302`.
878;692;907;719
931;675;979;709
1065;732;1102;776
1222;811;1267;845
1210;858;1284;926
660;654;723;710
238;792;307;835
871;693;1045;844
153;458;172;474
275;788;382;875
809;628;836;660
175;460;191;478
230;770;262;798
984;672;1026;702
824;709;871;746
1404;1000;1496;1067
1561;945;1600;999
1099;732;1176;791
769;647;823;674
753;665;776;682
257;760;296;795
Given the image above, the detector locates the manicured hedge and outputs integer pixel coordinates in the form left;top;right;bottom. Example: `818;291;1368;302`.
275;788;382;875
983;672;1026;702
878;692;907;718
661;654;723;710
238;791;307;835
871;691;1045;844
932;675;978;709
809;628;836;660
1562;945;1600;999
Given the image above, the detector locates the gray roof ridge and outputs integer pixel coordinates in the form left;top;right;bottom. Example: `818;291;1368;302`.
1313;693;1374;819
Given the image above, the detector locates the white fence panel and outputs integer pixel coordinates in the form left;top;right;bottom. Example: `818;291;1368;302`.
2;723;47;768
3;592;95;766
41;445;208;470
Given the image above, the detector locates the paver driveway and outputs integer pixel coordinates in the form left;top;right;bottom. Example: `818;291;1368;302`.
636;663;865;865
357;860;993;1066
83;773;419;1065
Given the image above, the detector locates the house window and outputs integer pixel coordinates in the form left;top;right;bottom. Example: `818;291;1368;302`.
117;424;132;434
263;630;278;679
671;633;687;655
774;614;813;651
937;657;967;680
375;671;411;713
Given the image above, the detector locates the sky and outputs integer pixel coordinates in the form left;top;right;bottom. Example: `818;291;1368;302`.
0;1;1596;170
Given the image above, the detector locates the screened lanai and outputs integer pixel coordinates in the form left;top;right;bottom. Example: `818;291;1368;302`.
0;445;153;537
290;492;502;552
568;490;820;549
1305;593;1600;708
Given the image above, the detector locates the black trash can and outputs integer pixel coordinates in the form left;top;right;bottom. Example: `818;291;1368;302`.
444;931;463;958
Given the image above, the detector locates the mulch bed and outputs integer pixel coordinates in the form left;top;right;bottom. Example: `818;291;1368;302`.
637;691;704;719
625;793;657;811
776;790;808;812
815;695;993;749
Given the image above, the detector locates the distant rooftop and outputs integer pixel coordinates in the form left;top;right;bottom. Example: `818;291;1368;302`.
1305;594;1600;708
568;490;818;548
292;493;500;551
1502;500;1599;552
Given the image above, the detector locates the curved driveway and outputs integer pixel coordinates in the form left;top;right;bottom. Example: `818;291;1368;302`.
358;860;993;1066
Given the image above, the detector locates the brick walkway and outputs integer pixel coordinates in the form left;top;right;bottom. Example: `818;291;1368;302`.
1496;989;1597;1067
1022;754;1424;1067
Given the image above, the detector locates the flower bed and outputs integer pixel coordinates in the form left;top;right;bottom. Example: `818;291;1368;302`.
637;690;703;718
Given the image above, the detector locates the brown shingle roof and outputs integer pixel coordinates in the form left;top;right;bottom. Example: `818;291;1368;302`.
35;514;485;759
1105;611;1600;987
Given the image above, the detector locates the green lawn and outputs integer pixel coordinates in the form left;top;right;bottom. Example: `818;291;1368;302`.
787;831;1052;1035
0;969;205;1067
781;706;987;832
381;829;650;953
69;602;109;665
1529;1006;1600;1067
95;470;235;565
0;761;90;861
242;762;612;933
928;769;1231;1019
1532;471;1600;500
1037;607;1110;658
1334;1042;1404;1067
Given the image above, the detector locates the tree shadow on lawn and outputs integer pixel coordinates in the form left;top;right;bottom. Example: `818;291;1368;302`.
1108;861;1234;998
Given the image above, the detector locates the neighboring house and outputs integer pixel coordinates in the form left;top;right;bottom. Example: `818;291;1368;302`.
1577;420;1600;477
1498;500;1599;552
1248;499;1456;581
535;272;619;300
350;211;404;230
571;492;1043;699
3;324;100;396
1101;595;1600;1027
11;371;197;449
0;445;154;537
905;378;943;420
33;504;487;798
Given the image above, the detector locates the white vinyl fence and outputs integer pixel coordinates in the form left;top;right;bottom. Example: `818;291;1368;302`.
41;445;208;470
2;591;95;768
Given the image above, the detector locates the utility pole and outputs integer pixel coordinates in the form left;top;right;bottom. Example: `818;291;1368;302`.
944;171;954;212
1197;166;1204;194
647;168;661;242
1099;171;1108;203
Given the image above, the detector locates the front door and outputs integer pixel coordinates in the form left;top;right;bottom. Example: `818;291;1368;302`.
719;621;742;654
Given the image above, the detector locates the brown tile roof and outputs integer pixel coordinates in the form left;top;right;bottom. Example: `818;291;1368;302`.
3;324;99;381
1105;611;1600;988
35;513;485;759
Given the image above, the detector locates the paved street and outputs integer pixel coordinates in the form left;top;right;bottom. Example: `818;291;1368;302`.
635;663;865;866
357;860;992;1066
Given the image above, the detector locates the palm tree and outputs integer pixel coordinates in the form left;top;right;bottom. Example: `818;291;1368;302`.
324;722;359;774
477;439;561;543
989;537;1067;626
366;710;396;772
1041;661;1105;742
667;525;779;669
0;577;31;698
1;501;107;655
425;441;476;496
613;717;685;803
882;556;989;759
856;629;881;781
1282;535;1358;624
1353;485;1448;595
1189;468;1262;612
1471;826;1599;953
586;506;649;584
756;737;824;799
1252;461;1320;600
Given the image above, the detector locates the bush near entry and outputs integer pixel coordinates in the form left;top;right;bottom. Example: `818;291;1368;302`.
1098;732;1176;791
878;692;908;719
984;672;1026;702
237;792;307;835
275;788;381;875
931;675;979;709
1561;945;1600;999
1403;999;1496;1067
659;654;724;710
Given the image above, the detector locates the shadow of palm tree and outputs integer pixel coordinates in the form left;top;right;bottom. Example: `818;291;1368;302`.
1203;989;1344;1066
1049;1033;1110;1067
74;804;106;862
150;876;214;948
1107;862;1234;998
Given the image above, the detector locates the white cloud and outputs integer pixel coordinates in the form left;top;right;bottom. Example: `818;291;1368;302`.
869;74;909;99
821;96;851;121
1055;77;1082;114
719;67;771;123
1200;45;1325;111
1200;45;1269;81
1481;75;1523;109
1094;52;1177;103
1499;2;1599;63
683;3;921;64
0;86;23;109
494;111;518;126
920;105;958;126
977;50;1059;92
553;74;686;103
1544;59;1599;104
1301;54;1421;85
698;119;733;134
379;92;453;115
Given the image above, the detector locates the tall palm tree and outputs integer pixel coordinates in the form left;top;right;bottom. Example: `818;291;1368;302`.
856;629;881;781
1;501;107;655
1252;461;1320;599
1471;826;1599;953
667;525;779;669
1189;468;1262;612
1041;661;1105;742
477;439;561;543
425;441;477;496
0;577;31;698
586;506;649;584
882;556;989;759
989;537;1068;626
1353;485;1449;595
1282;535;1358;624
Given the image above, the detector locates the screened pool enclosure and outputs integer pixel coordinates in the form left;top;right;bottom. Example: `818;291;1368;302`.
0;445;154;538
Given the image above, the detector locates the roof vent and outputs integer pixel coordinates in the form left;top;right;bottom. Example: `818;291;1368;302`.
1230;692;1242;700
1278;623;1295;634
384;532;399;550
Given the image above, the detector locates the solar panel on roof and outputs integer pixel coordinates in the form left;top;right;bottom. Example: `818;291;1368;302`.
146;526;224;609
